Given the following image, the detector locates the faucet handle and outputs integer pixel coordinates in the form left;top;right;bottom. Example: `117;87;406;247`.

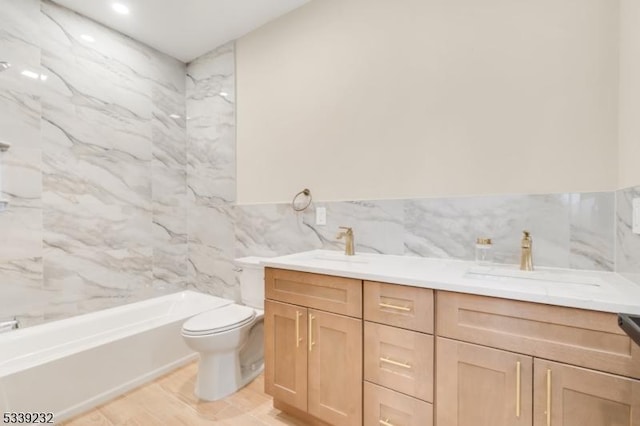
339;226;353;234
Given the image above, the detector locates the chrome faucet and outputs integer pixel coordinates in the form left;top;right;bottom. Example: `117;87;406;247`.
520;230;534;271
337;226;355;256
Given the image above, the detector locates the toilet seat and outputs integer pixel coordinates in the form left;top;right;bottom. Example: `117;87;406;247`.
182;304;256;336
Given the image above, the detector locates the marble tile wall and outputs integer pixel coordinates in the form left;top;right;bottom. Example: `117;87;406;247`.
0;0;188;326
186;43;238;301
0;0;45;326
235;192;616;272
616;185;640;284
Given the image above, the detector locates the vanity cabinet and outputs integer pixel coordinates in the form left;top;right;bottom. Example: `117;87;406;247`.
264;268;362;426
264;264;640;426
436;291;640;426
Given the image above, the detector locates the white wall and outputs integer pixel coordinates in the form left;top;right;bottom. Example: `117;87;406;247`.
236;0;619;203
619;0;640;189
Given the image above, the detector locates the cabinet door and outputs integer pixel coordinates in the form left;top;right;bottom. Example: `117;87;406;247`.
436;337;533;426
308;309;362;426
534;359;640;426
264;300;308;412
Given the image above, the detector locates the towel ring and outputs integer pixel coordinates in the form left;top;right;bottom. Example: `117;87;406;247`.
292;188;312;212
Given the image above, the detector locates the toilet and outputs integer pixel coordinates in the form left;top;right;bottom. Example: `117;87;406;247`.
181;257;266;401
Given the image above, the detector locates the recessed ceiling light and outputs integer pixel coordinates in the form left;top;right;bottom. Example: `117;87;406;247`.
40;74;48;81
169;114;181;119
219;92;228;97
21;70;39;79
80;34;95;43
112;3;130;15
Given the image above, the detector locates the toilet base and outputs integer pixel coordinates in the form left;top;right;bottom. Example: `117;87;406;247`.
194;350;264;401
185;310;265;401
195;350;241;401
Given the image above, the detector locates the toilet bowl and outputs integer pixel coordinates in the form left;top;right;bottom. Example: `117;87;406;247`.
181;257;266;401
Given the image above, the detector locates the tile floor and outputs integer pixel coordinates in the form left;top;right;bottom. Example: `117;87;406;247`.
60;362;302;425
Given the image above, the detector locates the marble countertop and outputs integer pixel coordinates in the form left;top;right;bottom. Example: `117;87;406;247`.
261;250;640;315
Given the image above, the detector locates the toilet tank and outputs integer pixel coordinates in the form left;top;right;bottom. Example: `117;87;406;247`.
235;257;267;310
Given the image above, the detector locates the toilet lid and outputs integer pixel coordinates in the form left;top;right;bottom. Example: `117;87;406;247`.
182;304;256;335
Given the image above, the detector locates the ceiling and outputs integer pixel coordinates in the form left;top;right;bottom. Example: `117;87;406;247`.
52;0;311;63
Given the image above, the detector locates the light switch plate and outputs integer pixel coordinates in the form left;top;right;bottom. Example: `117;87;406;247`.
634;198;640;235
315;207;326;226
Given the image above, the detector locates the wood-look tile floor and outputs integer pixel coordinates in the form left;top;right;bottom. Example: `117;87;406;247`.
60;363;303;425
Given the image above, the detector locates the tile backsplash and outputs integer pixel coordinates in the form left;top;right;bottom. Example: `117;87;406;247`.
235;192;617;273
1;0;638;329
617;185;640;284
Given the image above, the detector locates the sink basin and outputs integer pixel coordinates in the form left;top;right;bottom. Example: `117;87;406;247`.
307;253;369;264
465;266;603;288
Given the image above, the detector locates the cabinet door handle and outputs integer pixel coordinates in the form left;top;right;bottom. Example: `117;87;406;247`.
379;419;394;426
308;313;315;352
295;311;302;348
380;357;412;369
546;368;552;426
379;302;411;312
516;361;521;418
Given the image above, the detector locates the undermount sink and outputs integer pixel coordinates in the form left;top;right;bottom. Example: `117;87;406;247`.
465;266;603;288
307;252;370;264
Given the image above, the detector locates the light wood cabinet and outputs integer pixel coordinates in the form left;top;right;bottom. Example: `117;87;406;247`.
436;337;533;426
436;293;640;426
265;267;640;426
437;291;640;378
264;300;307;411
265;268;362;426
308;309;362;426
266;268;362;317
533;359;640;426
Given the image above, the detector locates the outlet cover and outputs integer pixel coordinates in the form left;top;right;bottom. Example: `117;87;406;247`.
315;207;326;226
634;198;640;235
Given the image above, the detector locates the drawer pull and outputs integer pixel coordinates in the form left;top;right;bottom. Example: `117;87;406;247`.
380;357;412;369
308;313;315;352
516;361;521;418
546;368;552;426
295;311;302;348
379;419;395;426
379;302;411;312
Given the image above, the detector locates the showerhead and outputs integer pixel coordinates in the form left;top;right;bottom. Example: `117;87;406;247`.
0;61;12;72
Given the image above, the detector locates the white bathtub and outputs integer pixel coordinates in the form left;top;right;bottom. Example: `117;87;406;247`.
0;291;232;422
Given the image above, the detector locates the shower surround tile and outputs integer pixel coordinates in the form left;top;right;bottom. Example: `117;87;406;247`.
4;0;188;324
0;0;41;66
186;43;237;299
188;205;237;300
186;42;236;206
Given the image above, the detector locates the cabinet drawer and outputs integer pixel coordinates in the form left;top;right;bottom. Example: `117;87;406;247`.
364;322;433;402
364;381;433;426
437;291;640;378
364;281;433;333
266;268;362;317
